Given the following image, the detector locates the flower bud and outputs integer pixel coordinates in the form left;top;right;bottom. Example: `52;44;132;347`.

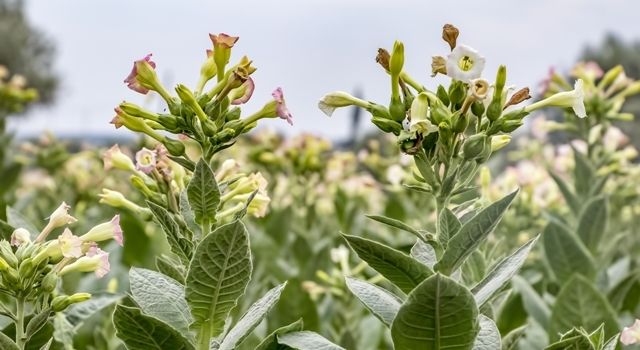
0;242;18;267
436;85;450;106
200;50;217;82
371;117;402;135
486;99;502;121
471;100;485;117
119;102;159;122
452;111;469;133
103;145;136;172
42;272;57;293
500;120;523;133
463;134;488;160
389;41;404;76
51;294;90;312
490;135;512;152
448;81;465;105
0;257;9;272
442;24;460;50
11;228;31;247
598;65;623;89
212;128;237;143
18;258;36;281
367;104;392;119
162;137;186;156
495;65;507;96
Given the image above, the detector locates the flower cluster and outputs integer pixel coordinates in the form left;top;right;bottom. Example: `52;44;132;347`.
0;65;38;115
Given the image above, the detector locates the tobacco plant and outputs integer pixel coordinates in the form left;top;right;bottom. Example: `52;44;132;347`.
318;24;599;349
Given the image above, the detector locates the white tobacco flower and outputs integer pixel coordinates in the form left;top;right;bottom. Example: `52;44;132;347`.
525;79;587;118
247;193;271;218
47;202;78;230
409;92;438;136
215;159;240;182
58;228;83;258
103;145;136;172
10;228;31;247
621;319;640;345
446;44;486;82
318;91;369;117
135;147;157;174
80;215;123;246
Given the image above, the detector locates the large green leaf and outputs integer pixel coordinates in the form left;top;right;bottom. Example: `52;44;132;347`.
0;331;19;350
573;150;595;198
471;235;539;306
345;277;402;327
255;319;304;350
147;201;194;266
576;196;608;253
343;234;433;294
391;273;479;350
185;220;252;337
473;315;501;350
218;283;286;350
511;276;551;330
549;275;618;342
438;208;461;245
65;294;122;327
543;221;596;281
435;190;518;275
113;305;194;350
186;159;220;225
410;239;437;269
277;331;345;350
129;267;192;335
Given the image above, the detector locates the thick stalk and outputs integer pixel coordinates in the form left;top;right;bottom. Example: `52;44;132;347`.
197;322;212;350
15;297;25;349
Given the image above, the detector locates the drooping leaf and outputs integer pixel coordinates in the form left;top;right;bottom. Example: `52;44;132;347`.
277;331;345;350
410;239;437;269
473;315;501;350
185;220;252;337
345;277;402;327
438;207;461;245
471;235;539;307
343;234;433;294
366;214;423;240
391;273;479;350
218;283;287;350
435;190;518;275
255;319;304;350
576;196;608;253
549;275;618;342
147;201;193;266
186;159;220;225
129;268;192;335
511;276;551;330
543;220;596;281
113;305;194;350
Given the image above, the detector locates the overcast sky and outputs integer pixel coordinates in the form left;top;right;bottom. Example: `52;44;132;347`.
9;0;640;140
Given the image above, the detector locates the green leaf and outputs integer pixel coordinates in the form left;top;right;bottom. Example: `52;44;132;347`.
7;207;39;239
511;276;551;330
343;234;433;294
473;315;501;350
180;190;200;238
435;190;518;275
0;163;22;194
113;305;195;350
573;150;594;198
147;201;194;266
0;219;14;241
187;159;220;225
130;267;192;335
65;294;122;326
576;196;608;253
410;239;437;269
549;275;618;342
218;283;287;350
25;308;51;342
345;277;402;327
366;214;423;240
501;326;526;350
277;331;345;350
543;220;596;281
0;331;19;350
438;207;461;245
471;235;539;307
255;319;304;350
602;334;619;350
38;338;53;350
156;254;186;284
391;273;479;350
185;220;252;337
53;313;74;350
549;171;580;215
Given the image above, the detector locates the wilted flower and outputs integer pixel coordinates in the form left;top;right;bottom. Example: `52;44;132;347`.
442;24;459;50
60;246;110;278
80;215;123;246
525;79;587;118
230;78;255;105
10;228;31;247
103;145;136;172
431;56;447;77
272;88;293;125
470;79;490;100
135;147;157;174
58;229;83;258
621;319;640;345
124;54;156;94
446;44;486;82
209;33;239;49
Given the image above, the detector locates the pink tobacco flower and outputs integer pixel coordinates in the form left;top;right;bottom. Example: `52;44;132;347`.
135;147;157;174
231;78;255;105
209;33;239;49
272;87;293;125
80;215;124;246
124;54;156;94
60;246;111;278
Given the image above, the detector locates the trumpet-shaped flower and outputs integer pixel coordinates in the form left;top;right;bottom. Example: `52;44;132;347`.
318;91;370;117
39;202;78;242
10;228;31;247
58;228;83;258
272;87;293;125
80;215;123;246
524;79;587;118
103;144;136;172
247;193;271;218
621;319;640;345
409;93;437;136
216;159;240;182
135;147;157;174
124;54;156;94
60;246;110;278
446;44;485;82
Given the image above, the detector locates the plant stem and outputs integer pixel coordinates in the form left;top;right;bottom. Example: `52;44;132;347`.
197;323;212;350
15;297;25;349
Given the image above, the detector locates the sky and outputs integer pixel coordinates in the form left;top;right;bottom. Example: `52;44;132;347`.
9;0;640;140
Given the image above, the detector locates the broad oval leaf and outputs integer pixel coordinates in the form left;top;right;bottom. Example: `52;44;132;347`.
218;283;287;350
473;315;501;350
549;275;618;342
130;267;192;335
277;331;345;350
345;277;402;327
576;196;608;253
343;234;433;294
113;305;194;350
410;239;437;269
435;190;518;275
391;273;479;350
471;235;539;306
185;220;252;337
543;220;596;281
187;159;220;225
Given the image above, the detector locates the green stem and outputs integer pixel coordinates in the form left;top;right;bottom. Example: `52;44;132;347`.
197;322;212;350
15;297;25;349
